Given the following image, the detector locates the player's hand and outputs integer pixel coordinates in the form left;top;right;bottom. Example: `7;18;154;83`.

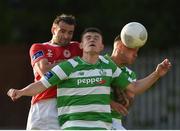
123;90;135;109
110;100;129;116
156;59;171;77
7;89;22;101
114;88;135;109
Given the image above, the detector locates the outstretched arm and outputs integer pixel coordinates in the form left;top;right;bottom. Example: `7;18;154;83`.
7;81;46;101
127;58;171;95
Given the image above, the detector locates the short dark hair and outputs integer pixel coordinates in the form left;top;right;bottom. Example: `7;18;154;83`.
81;27;103;40
114;34;121;42
53;14;76;26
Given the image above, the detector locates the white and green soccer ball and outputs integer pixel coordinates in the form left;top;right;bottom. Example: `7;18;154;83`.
120;22;148;48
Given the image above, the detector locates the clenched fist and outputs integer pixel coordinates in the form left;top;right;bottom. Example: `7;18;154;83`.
155;59;171;77
7;89;22;101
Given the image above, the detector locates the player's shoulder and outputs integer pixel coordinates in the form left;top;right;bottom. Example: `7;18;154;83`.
101;54;117;66
125;66;135;74
31;42;44;48
69;41;80;46
57;57;80;72
121;66;136;77
99;55;110;64
99;55;118;69
68;41;81;51
121;66;133;72
30;42;49;50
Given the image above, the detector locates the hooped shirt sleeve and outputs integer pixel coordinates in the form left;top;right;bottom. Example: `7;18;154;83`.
29;43;47;67
111;66;132;90
104;54;132;90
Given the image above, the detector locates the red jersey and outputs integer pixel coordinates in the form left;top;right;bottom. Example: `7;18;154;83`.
29;41;82;104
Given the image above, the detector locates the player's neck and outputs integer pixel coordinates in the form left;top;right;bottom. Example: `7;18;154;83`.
82;52;99;64
111;55;125;67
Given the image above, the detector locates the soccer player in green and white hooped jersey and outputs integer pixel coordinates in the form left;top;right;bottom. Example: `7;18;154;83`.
111;66;137;130
7;28;171;130
108;35;140;130
41;55;131;130
106;34;171;130
107;34;139;130
104;53;137;130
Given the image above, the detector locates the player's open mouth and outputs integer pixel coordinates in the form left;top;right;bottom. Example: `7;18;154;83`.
89;44;95;46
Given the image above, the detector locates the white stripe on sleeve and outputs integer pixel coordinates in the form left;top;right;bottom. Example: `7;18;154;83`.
112;67;122;78
40;77;51;88
51;65;67;80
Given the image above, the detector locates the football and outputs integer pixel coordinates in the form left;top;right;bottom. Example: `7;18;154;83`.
120;22;148;48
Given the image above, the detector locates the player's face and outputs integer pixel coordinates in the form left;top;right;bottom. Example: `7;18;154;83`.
52;21;75;46
116;41;138;65
80;32;104;54
122;45;139;65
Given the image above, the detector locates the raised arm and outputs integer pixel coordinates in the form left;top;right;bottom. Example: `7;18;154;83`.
127;58;171;95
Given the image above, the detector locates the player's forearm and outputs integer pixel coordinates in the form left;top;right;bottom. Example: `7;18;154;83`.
130;71;160;95
20;81;47;96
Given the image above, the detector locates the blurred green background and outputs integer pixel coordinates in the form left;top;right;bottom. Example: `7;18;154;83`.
0;0;179;129
0;0;179;49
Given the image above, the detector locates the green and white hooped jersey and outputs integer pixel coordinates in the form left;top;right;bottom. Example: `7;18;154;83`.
104;54;137;120
40;56;132;130
112;66;137;120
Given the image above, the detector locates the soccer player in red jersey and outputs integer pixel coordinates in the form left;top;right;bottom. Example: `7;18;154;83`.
27;14;82;129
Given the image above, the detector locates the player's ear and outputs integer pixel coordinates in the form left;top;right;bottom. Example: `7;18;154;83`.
119;42;126;50
51;24;56;35
115;42;124;54
119;41;124;48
